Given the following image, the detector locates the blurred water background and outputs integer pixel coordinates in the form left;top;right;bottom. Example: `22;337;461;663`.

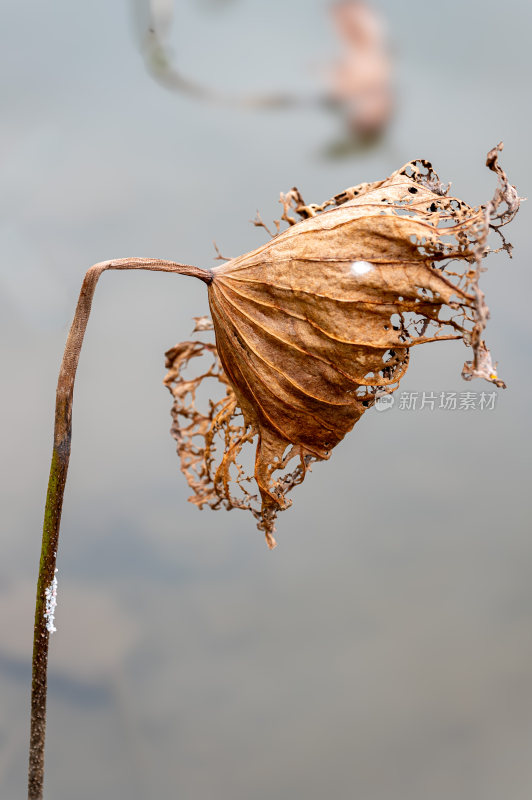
1;1;531;798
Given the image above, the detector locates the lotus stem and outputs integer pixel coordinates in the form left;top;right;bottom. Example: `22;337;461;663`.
28;258;211;800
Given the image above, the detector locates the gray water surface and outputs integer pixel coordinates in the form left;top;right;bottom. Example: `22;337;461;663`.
1;1;531;798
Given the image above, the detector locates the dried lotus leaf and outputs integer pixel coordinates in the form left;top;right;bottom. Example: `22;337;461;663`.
165;145;520;548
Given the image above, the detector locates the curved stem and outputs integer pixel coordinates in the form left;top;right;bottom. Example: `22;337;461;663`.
28;258;211;800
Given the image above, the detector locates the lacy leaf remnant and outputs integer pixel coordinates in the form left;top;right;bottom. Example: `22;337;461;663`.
164;340;308;549
165;145;520;548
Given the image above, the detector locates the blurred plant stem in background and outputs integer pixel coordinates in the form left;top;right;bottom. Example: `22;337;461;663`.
130;0;393;146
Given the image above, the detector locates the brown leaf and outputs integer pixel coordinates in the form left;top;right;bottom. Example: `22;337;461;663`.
165;148;520;548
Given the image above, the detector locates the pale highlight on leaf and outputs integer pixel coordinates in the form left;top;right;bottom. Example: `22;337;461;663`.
165;146;520;547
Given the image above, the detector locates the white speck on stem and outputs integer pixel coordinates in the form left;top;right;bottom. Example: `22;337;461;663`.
44;569;58;634
350;260;374;276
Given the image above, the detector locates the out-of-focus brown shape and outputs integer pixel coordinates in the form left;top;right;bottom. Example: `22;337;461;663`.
165;146;519;548
329;0;392;137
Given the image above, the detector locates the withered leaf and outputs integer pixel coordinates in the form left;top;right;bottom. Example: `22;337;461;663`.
165;145;520;549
